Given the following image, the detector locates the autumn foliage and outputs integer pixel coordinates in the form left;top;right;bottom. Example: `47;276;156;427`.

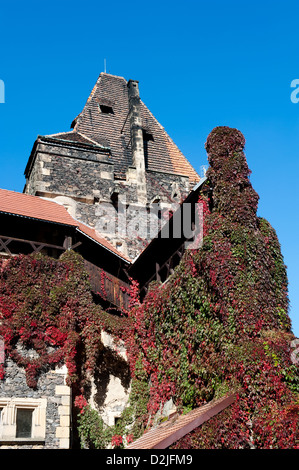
124;127;299;448
0;251;127;389
0;126;298;448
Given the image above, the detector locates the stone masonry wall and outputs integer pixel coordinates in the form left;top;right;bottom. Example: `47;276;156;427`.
25;142;113;201
0;357;71;449
24;141;193;259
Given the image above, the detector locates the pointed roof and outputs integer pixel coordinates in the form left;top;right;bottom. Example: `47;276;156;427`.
55;73;199;182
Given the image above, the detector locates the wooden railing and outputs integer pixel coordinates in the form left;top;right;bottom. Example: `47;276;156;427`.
83;260;131;312
0;234;66;256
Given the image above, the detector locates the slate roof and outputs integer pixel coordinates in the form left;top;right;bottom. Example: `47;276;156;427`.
0;188;130;262
41;131;110;150
43;73;200;182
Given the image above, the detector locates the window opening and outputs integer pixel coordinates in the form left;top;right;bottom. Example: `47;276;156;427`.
16;409;33;438
142;130;154;168
99;104;114;114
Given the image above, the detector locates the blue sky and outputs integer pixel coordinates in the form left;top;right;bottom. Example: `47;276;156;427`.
0;0;298;335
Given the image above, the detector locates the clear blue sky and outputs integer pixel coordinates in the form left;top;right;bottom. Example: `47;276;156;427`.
0;0;298;336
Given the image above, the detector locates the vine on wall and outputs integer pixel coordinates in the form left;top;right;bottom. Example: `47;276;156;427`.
0;126;298;448
120;127;299;448
0;251;127;390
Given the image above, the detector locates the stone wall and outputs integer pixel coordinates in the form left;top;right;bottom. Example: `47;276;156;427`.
25;141;113;201
89;332;131;428
24;140;193;259
0;357;71;449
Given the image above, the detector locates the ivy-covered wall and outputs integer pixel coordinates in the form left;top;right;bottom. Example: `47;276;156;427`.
0;250;130;448
119;127;299;449
1;126;298;449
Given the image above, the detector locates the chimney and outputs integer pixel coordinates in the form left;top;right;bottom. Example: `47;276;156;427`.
127;79;147;203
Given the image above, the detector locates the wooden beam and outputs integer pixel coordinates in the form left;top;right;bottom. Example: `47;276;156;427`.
70;241;82;250
29;241;46;253
156;262;161;282
0;235;65;254
0;238;12;255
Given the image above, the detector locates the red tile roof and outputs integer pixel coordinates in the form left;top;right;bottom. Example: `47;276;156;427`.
0;188;75;226
0;189;130;262
76;222;131;262
126;393;236;449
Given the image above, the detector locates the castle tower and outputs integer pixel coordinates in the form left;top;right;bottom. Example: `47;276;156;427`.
23;73;199;259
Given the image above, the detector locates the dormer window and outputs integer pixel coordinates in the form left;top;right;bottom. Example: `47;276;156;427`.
99;104;114;114
142;130;154;142
142;130;154;168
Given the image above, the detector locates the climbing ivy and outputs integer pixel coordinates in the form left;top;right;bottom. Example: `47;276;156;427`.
0;251;127;389
1;126;298;449
121;127;299;448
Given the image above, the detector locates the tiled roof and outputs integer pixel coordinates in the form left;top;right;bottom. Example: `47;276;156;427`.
76;221;131;262
63;73;200;182
126;393;236;449
0;188;76;226
0;189;130;262
43;131;110;150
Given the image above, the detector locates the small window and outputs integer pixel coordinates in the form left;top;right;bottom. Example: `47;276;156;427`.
142;130;154;168
110;191;119;210
16;409;33;438
114;417;121;426
100;104;114;114
142;130;154;142
0;398;47;442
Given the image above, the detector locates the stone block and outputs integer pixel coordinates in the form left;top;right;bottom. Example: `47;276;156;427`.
55;385;71;396
59;438;70;449
61;395;71;406
60;414;70;427
58;405;70;416
56;426;70;438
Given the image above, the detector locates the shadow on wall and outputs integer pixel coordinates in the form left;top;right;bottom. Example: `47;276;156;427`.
92;347;131;408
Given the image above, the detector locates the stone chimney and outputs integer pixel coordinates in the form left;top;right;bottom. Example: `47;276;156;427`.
127;79;147;204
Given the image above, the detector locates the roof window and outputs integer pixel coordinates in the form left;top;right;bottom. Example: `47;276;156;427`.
142;130;154;142
142;130;154;168
99;104;114;114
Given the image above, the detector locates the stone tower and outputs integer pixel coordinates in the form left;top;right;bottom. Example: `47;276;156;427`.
24;73;199;260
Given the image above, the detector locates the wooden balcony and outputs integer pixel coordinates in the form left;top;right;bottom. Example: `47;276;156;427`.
83;260;131;312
